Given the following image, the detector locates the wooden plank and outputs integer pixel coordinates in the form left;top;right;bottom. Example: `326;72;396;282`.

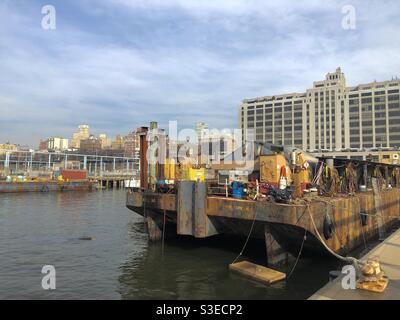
229;261;286;285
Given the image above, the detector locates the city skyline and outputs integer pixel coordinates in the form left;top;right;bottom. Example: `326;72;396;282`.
1;1;400;146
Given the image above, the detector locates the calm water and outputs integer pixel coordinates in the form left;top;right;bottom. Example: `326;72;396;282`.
0;190;341;299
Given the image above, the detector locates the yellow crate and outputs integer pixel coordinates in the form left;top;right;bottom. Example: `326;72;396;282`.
188;167;205;182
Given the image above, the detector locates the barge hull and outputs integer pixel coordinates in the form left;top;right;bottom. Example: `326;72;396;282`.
126;184;400;261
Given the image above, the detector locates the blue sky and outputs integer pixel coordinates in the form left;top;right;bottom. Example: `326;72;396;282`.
1;0;400;147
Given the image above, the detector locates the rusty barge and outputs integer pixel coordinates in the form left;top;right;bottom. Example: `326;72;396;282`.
126;126;400;265
127;182;400;264
0;180;94;193
0;169;95;193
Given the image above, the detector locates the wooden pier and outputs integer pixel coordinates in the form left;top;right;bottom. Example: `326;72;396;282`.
96;176;127;189
309;228;400;300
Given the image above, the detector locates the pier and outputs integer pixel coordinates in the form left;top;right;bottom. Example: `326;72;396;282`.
309;228;400;300
0;149;139;190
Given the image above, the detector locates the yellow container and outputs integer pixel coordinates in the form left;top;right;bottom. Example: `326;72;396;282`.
178;162;191;181
188;167;205;182
164;158;176;180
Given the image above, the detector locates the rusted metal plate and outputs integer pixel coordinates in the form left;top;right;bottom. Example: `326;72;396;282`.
206;196;297;223
143;193;176;211
177;181;194;235
126;191;176;211
126;191;143;208
194;182;218;238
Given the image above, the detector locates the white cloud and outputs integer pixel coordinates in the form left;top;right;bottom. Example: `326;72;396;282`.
0;0;400;146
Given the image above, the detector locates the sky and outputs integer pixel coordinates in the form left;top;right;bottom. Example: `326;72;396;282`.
0;0;400;147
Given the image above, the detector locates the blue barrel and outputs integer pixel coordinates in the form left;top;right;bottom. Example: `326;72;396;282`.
232;181;244;199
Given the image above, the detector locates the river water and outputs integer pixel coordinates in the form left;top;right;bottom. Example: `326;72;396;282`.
0;190;342;299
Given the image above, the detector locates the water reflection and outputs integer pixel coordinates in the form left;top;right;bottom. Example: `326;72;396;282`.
0;190;342;299
118;221;341;300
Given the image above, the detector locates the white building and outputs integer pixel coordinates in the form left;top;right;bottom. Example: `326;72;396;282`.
99;133;111;148
47;137;69;151
195;123;237;162
239;68;400;152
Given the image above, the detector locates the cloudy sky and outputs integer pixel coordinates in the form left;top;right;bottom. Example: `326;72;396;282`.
1;0;400;147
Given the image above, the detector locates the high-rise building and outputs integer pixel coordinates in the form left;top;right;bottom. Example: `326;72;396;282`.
239;68;400;151
71;125;90;149
195;122;209;142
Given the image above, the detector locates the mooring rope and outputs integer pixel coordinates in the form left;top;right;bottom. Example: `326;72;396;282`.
306;204;364;275
287;227;307;279
231;210;258;264
162;209;166;256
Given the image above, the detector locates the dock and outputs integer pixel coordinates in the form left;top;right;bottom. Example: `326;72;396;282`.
309;228;400;300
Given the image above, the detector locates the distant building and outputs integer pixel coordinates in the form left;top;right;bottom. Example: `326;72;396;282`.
150;121;158;131
38;139;48;151
194;122;237;163
71;125;90;149
111;134;124;150
239;68;400;151
0;142;18;155
123;131;140;157
198;129;237;163
99;133;111;149
79;135;102;154
47;137;69;151
195;122;209;141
